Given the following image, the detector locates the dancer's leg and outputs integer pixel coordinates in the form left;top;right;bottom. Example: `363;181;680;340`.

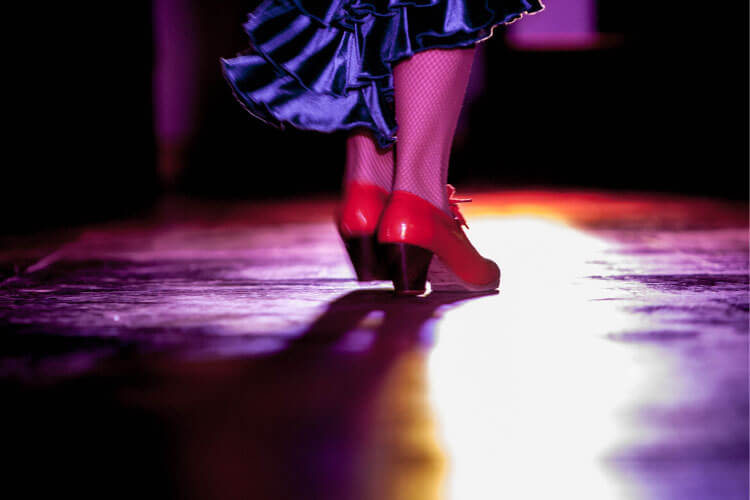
343;129;394;192
392;47;476;213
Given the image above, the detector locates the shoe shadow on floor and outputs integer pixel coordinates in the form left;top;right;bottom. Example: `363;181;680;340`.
178;288;499;499
141;288;497;499
292;288;498;351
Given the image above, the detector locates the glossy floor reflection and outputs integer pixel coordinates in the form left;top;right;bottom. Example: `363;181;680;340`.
1;190;748;499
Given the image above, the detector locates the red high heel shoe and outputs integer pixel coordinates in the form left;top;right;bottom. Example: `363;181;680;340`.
335;182;390;281
377;185;500;295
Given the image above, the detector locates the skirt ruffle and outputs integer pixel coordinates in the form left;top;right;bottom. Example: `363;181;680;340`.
221;0;544;148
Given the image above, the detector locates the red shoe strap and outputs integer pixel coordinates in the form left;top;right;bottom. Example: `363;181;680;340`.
447;184;471;229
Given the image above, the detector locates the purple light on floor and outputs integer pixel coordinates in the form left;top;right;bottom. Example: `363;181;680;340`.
507;0;608;50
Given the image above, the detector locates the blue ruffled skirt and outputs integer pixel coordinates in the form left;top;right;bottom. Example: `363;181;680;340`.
221;0;545;148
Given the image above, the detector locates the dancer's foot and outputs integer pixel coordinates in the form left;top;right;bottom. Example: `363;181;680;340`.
378;186;500;295
335;181;390;281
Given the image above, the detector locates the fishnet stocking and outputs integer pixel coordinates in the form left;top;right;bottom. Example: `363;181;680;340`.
393;47;476;213
344;130;394;192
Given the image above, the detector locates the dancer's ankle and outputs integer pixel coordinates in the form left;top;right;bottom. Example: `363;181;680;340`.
392;187;450;215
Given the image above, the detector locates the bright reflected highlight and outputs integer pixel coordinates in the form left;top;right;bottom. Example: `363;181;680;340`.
425;215;672;499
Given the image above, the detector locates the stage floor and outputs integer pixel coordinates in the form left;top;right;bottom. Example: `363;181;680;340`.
1;189;748;499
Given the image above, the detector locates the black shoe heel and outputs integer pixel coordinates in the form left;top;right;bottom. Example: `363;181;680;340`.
342;235;389;281
384;243;434;295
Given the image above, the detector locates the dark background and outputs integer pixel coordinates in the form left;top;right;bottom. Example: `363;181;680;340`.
4;1;748;234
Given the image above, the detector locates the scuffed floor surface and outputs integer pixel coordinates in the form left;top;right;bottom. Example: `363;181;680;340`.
1;190;748;499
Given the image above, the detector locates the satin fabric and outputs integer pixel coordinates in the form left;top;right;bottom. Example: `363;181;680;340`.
221;0;545;148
